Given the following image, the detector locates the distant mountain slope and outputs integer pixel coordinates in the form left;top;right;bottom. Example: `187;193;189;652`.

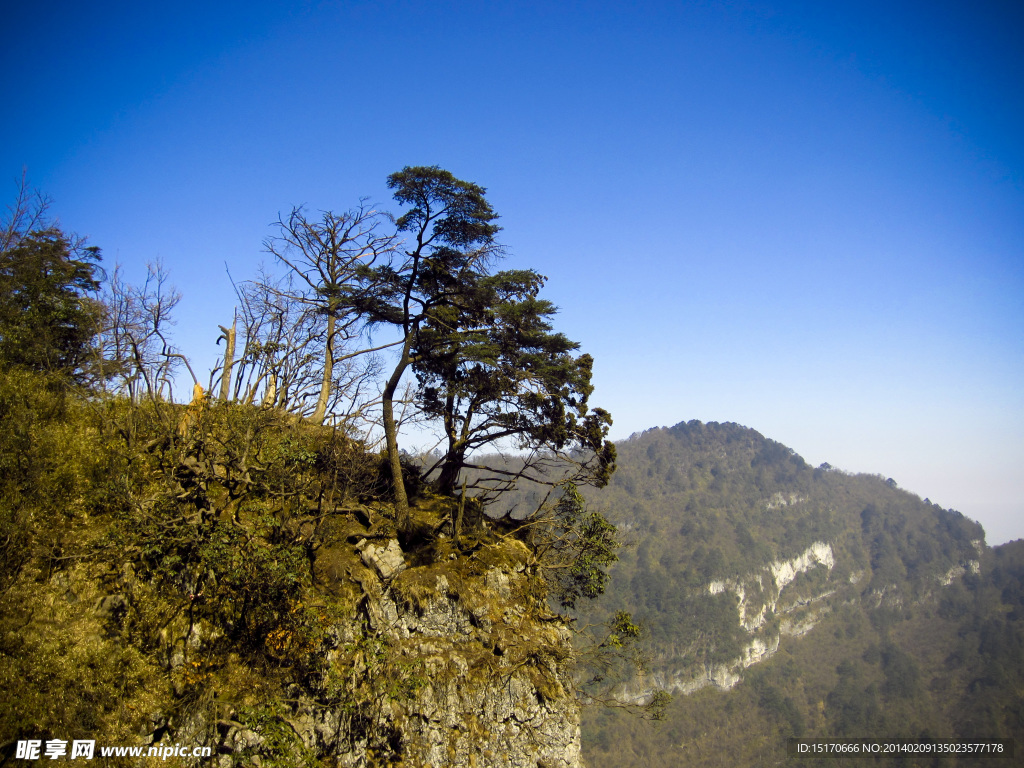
574;421;1021;768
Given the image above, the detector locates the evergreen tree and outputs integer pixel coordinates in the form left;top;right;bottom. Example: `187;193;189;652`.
415;268;615;497
0;226;103;381
351;166;501;525
352;166;613;527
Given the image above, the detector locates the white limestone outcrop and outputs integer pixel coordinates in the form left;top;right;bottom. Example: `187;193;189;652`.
708;541;835;631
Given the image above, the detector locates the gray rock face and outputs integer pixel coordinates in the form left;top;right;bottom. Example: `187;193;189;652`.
173;535;583;768
309;537;581;767
356;537;407;582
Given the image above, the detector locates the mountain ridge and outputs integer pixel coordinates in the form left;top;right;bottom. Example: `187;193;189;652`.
575;419;1022;767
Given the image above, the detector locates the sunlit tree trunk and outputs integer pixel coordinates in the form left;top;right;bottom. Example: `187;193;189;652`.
381;336;412;528
218;313;236;402
312;312;335;424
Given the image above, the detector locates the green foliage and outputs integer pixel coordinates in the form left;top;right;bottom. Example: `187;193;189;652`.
0;394;166;765
0;227;103;380
328;633;429;707
577;607;662;719
572;421;984;677
89;400;386;671
0;368;115;592
604;611;642;649
576;420;1017;768
349;166;505;520
234;702;325;768
0;359;601;765
351;166;615;523
0;175;624;765
415;267;616;497
0;568;164;763
879;642;920;700
751;673;806;737
387;165;501;248
366;450;428;504
540;483;620;610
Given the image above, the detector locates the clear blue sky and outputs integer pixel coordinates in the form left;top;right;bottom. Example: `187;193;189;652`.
3;1;1022;543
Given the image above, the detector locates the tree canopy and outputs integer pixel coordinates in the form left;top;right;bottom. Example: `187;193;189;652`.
0;171;630;764
340;166;615;528
0;226;103;381
0;168;616;529
415;268;615;498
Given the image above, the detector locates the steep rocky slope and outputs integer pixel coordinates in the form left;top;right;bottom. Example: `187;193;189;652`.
6;507;585;768
160;524;581;766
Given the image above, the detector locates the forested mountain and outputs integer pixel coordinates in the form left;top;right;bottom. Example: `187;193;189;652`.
575;421;1023;767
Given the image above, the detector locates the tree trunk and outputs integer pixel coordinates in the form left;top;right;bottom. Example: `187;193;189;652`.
263;372;277;407
218;313;237;402
312;313;335;424
437;452;463;497
453;477;467;547
437;391;461;496
381;336;412;529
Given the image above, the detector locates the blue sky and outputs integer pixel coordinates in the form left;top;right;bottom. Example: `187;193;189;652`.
3;1;1022;543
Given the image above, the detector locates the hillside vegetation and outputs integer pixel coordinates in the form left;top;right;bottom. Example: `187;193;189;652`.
0;170;626;767
576;421;1023;767
4;171;1020;766
0;366;626;766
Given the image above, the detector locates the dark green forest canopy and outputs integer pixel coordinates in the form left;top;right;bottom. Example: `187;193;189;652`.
584;420;982;644
570;420;1020;768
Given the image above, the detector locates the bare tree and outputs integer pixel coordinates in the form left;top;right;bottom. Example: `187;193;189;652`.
100;261;190;401
210;268;385;424
217;310;237;402
261;203;400;424
222;269;324;410
1;171;51;253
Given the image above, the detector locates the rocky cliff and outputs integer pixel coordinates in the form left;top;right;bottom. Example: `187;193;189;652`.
132;514;585;767
0;381;591;768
